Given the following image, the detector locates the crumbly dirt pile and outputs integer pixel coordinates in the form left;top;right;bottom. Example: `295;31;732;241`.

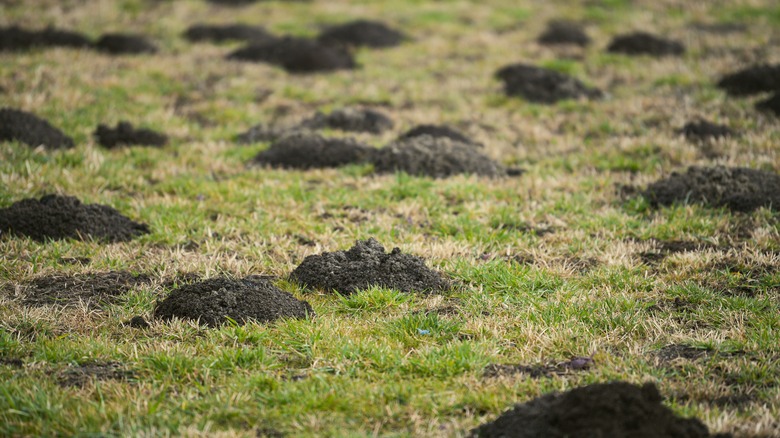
0;194;150;242
252;133;373;169
183;23;276;43
228;37;356;73
289;238;451;295
94;121;168;148
470;382;727;438
495;63;602;103
57;361;135;387
300;107;394;134
643;166;780;212
372;135;505;178
756;92;780;116
716;64;780;96
537;20;590;47
94;33;158;54
153;276;313;327
679;120;734;142
0;25;91;51
398;124;477;145
317;20;407;48
236;123;289;143
607;32;685;56
11;271;151;308
0;107;74;149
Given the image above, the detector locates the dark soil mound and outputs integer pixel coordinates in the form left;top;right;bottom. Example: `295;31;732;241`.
0;108;74;149
716;64;780;96
607;32;685;56
94;33;158;55
495;64;602;103
318;19;406;48
236;123;288;143
300;108;394;134
94;121;168;148
643;166;780;212
470;382;726;438
57;361;135;387
0;25;91;51
537;20;590;47
756;92;780;116
153;276;313;327
183;23;276;43
14;271;151;308
289;238;450;295
252;133;373;169
679;120;734;142
372;135;505;178
227;37;356;73
0;194;150;242
398;124;476;145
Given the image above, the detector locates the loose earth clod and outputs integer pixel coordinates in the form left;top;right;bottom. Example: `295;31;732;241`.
607;32;685;56
228;37;356;73
0;107;74;149
94;121;169;148
0;25;91;51
317;19;407;48
495;63;602;103
252;133;374;169
716;64;780;96
537;20;590;47
94;33;158;55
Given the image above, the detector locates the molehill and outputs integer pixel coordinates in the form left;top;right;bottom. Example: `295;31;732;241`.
95;33;158;54
537;20;590;47
0;108;74;149
252;133;373;169
607;32;685;56
495;64;602;103
94;121;168;148
318;19;407;48
300;108;394;134
228;37;356;73
184;23;275;43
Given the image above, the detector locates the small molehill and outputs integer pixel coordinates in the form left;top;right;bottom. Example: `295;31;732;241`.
0;194;150;242
0;25;91;51
643;166;780;212
57;361;135;387
495;63;602;103
290;238;450;295
153;276;313;327
183;23;276;43
318;19;407;48
228;37;356;73
607;32;685;56
237;123;288;143
537;20;590;47
300;107;394;134
94;121;168;148
470;382;727;438
372;135;505;178
756;92;780;116
0;108;74;149
14;271;151;308
252;133;373;169
398;124;476;145
679;120;734;142
716;64;780;96
95;33;158;55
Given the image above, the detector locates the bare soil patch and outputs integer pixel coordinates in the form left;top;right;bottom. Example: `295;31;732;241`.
183;23;276;43
123;315;150;329
0;107;74;149
756;92;780;116
606;32;685;56
8;271;150;309
94;121;168;148
537;20;590;47
252;133;373;169
398;124;476;145
654;344;712;364
300;107;394;134
289;238;450;295
716;64;780;96
56;361;135;388
679;120;734;142
228;37;356;73
0;25;91;51
317;19;407;48
495;64;602;103
484;356;594;378
94;33;158;55
0;194;150;242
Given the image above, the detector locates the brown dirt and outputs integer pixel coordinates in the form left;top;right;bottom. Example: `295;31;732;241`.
289;238;451;295
756;92;780;116
123;315;150;329
537;20;590;47
227;37;356;73
94;33;158;55
678;120;734;142
495;63;602;103
300;107;394;134
317;19;407;48
716;64;780;96
183;23;276;43
0;194;150;242
0;107;74;149
9;271;152;308
606;32;685;56
0;25;91;51
484;357;594;378
94;121;168;148
398;124;477;145
236;123;288;143
56;361;135;388
252;133;373;169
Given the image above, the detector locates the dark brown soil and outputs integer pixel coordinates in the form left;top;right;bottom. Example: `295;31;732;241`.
484;357;594;378
124;315;150;329
679;120;734;142
0;357;24;368
716;64;780;96
537;20;590;47
57;361;135;387
495;64;602;103
237;123;288;143
0;25;91;51
643;166;780;212
252;133;373;169
470;381;727;438
372;135;505;178
655;344;712;364
94;121;168;148
228;37;356;73
94;33;158;55
289;238;451;295
606;32;685;56
153;276;313;327
398;124;476;145
183;23;276;43
12;271;151;308
300;107;394;134
756;92;780;116
0;194;150;242
317;19;407;48
0;107;74;149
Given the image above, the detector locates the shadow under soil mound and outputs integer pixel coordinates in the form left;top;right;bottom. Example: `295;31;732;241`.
94;121;168;148
184;23;276;43
372;135;505;178
0;194;150;242
606;32;685;56
57;361;135;388
11;271;151;308
290;238;450;295
470;382;728;438
495;63;602;104
153;276;313;327
317;19;407;48
485;357;594;379
756;92;780;116
0;25;91;51
0;107;74;149
228;37;356;73
679;120;734;142
716;64;780;96
537;20;590;47
94;33;158;55
252;133;373;169
300;107;394;134
398;124;477;145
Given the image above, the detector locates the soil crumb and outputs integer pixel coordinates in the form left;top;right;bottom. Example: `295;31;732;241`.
495;63;602;103
470;381;727;438
0;25;91;51
94;121;168;148
537;20;590;47
607;32;685;56
318;19;406;48
679;120;734;142
14;271;151;308
716;64;780;96
0;194;150;242
756;92;780;116
124;315;150;329
228;37;356;73
94;33;158;55
57;361;135;387
252;133;373;169
184;23;276;43
153;276;313;327
300;107;394;134
485;357;594;378
372;135;505;178
0;107;74;149
290;238;450;295
398;124;476;145
643;166;780;212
